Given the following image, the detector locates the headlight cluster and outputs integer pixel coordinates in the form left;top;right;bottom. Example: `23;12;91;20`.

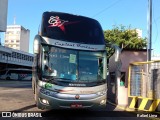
40;88;56;97
38;80;46;87
97;90;107;96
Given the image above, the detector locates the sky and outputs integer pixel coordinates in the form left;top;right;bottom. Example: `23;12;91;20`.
2;0;160;55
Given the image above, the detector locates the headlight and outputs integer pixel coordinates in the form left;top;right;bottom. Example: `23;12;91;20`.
38;80;46;87
97;90;107;96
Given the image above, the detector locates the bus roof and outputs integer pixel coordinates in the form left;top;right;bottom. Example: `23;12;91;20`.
43;11;96;22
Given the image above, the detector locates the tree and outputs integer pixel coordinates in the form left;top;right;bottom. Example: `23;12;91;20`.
104;25;147;58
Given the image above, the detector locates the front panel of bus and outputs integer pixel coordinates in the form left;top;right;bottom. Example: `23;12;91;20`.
33;12;107;109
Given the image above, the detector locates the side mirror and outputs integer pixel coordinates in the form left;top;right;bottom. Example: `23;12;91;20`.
33;35;41;54
34;40;39;54
106;44;121;62
111;44;121;62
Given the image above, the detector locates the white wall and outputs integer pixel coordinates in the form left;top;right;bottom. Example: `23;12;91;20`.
20;27;30;52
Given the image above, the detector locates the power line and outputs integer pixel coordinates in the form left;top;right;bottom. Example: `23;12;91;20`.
92;0;122;18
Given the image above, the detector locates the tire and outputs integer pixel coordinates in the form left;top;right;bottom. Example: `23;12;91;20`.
6;77;10;80
34;85;43;109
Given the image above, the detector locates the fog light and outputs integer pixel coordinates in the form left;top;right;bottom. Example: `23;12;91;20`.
41;99;49;105
100;99;106;105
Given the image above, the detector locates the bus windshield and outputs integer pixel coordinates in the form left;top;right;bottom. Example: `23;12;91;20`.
42;45;106;83
40;12;105;45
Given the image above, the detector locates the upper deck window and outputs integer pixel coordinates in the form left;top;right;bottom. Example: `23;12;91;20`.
40;12;105;45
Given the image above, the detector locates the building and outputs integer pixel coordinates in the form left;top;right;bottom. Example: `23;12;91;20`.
4;25;30;52
0;0;8;32
0;45;34;70
152;52;160;60
0;0;8;45
136;29;142;38
108;49;147;106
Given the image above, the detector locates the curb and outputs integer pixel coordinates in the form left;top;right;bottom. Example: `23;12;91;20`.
107;100;134;111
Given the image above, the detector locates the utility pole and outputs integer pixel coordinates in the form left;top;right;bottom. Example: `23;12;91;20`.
147;0;152;61
0;33;1;45
147;0;152;99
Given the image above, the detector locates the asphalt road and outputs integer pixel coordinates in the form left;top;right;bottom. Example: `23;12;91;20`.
0;80;156;120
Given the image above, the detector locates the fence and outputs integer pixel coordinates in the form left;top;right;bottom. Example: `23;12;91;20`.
128;60;160;111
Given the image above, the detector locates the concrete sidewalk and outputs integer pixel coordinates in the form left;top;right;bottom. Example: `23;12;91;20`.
107;100;135;111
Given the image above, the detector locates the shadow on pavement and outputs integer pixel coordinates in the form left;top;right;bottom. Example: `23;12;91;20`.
0;80;32;88
11;104;37;112
42;109;138;118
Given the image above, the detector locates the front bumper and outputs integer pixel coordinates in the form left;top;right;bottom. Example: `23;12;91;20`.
36;86;107;110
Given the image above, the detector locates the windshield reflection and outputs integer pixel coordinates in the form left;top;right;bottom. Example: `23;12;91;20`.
42;45;106;83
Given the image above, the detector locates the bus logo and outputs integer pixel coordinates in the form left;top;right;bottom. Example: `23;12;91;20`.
75;94;80;99
48;16;68;32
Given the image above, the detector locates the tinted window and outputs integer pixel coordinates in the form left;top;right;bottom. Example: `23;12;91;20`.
0;70;6;75
40;12;105;45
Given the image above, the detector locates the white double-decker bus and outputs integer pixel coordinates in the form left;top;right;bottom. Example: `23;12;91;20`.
32;11;119;110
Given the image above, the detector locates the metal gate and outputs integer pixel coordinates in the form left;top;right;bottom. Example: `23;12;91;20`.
128;60;160;111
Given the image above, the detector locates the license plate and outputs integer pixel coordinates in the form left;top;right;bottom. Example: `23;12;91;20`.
70;103;83;108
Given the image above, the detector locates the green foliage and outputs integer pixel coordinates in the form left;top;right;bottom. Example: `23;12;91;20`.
104;25;147;58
